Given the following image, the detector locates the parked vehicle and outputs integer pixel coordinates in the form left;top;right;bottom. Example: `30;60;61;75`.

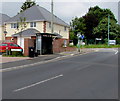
0;42;23;53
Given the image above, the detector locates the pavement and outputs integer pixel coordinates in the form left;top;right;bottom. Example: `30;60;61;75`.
1;48;96;69
0;56;29;64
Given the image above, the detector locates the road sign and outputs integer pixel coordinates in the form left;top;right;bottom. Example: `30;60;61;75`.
77;33;81;38
96;38;102;40
81;35;84;39
109;40;116;45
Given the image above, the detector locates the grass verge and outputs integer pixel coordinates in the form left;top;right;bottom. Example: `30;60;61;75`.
77;44;120;48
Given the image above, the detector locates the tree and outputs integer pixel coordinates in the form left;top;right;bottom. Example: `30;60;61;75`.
16;17;27;46
20;0;36;12
116;24;120;44
70;17;86;35
83;13;99;41
88;6;117;23
93;18;120;44
16;17;27;31
69;31;78;45
70;6;118;44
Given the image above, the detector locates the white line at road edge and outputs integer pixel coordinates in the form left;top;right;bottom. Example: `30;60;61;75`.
0;57;60;72
1;51;95;72
14;74;63;92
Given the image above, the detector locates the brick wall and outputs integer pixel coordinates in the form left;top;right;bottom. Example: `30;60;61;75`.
53;38;76;53
31;36;36;40
5;37;12;41
13;37;17;44
24;38;35;56
43;21;46;33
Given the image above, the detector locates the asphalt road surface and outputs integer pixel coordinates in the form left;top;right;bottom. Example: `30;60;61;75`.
2;49;118;99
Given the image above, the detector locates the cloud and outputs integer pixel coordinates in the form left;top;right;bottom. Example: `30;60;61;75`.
52;2;118;23
52;2;90;23
1;2;23;17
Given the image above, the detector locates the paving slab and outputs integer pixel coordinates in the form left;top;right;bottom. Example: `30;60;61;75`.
1;57;29;64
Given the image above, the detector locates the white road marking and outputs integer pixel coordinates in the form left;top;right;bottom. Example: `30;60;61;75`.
14;74;63;92
1;51;95;72
77;64;90;71
55;57;60;59
70;54;74;56
115;51;118;55
0;58;60;72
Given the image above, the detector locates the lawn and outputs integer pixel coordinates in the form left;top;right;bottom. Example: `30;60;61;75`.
78;44;120;48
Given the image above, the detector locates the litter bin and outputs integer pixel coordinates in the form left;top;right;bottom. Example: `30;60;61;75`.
29;47;35;58
34;52;38;57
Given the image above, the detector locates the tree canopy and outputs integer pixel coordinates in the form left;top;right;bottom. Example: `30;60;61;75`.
70;6;120;44
20;0;36;12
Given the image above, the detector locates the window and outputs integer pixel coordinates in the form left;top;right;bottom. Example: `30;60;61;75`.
34;22;36;27
30;22;33;27
11;24;14;28
10;44;19;47
14;23;16;28
30;22;36;27
48;22;51;28
10;44;14;46
11;23;18;28
13;44;19;47
64;26;67;31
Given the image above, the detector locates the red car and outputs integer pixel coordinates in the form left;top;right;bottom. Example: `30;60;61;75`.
0;42;23;53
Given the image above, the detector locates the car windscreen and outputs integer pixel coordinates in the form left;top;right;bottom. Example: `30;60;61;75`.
13;44;20;47
10;44;20;47
0;44;8;46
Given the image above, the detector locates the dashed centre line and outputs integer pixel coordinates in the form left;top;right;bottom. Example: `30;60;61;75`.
14;74;63;92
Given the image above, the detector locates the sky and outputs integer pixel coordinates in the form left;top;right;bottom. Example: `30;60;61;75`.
0;0;119;24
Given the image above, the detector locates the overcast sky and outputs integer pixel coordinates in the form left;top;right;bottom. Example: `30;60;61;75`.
0;0;119;24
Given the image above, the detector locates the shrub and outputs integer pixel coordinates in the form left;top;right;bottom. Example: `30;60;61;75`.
11;51;23;56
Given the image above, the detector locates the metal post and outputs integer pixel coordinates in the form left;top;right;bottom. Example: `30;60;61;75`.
78;39;80;52
77;33;81;53
51;0;54;34
81;40;83;49
108;15;110;46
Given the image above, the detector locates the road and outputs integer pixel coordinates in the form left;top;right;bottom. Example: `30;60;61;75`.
2;49;118;99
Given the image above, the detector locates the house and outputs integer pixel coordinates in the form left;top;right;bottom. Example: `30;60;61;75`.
4;5;75;56
0;13;10;41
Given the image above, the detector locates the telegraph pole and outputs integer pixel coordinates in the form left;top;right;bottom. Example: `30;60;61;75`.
108;14;110;46
51;0;54;34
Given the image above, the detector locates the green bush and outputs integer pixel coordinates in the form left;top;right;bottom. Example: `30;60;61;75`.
11;51;23;56
116;38;120;44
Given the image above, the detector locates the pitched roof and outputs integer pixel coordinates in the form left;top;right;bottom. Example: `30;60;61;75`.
12;28;63;38
0;13;10;26
12;28;40;37
5;5;69;27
